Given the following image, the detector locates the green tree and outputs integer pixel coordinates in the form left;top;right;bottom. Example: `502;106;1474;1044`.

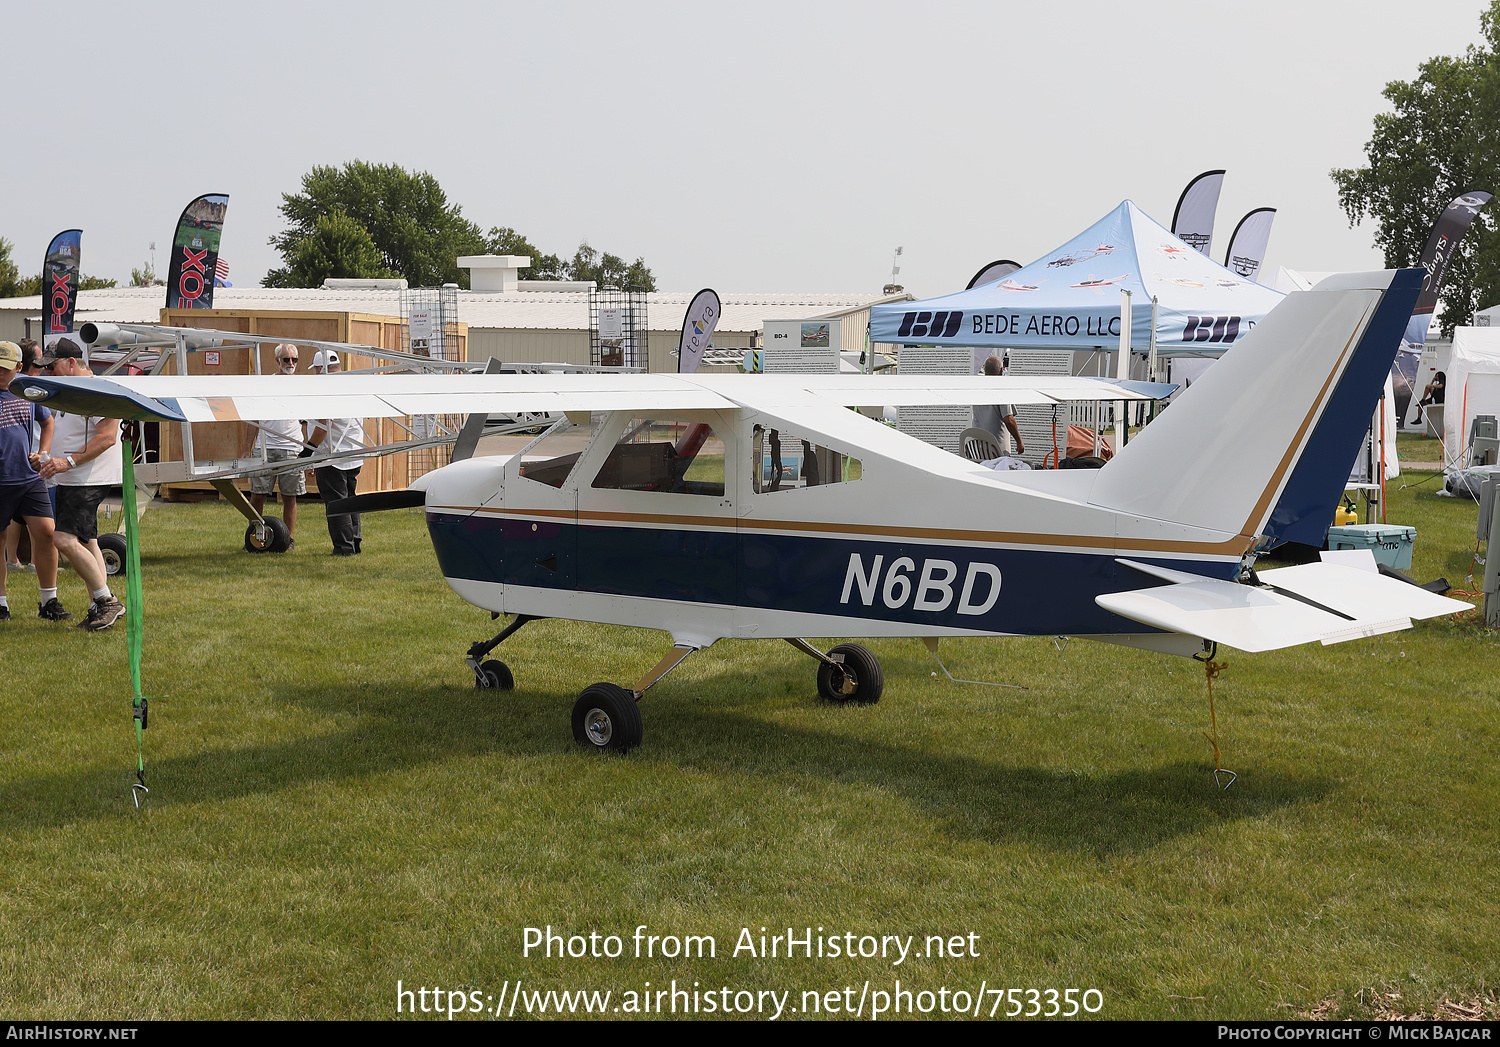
265;160;659;291
485;226;567;280
14;272;116;295
264;211;397;288
3;239;117;295
1331;1;1500;335
0;238;20;298
130;262;156;287
267;161;487;288
565;241;656;291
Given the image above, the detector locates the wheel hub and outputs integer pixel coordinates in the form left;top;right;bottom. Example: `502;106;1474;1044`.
584;708;613;746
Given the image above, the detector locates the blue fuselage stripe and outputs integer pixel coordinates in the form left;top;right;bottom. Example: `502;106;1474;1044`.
427;513;1236;635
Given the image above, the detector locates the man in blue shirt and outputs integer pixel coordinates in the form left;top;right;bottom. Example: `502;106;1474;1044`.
0;341;70;620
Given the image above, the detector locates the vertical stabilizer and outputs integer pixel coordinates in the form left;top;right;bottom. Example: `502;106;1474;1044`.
1087;269;1422;543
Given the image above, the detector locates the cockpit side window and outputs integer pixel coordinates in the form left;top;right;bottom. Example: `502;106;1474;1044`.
515;416;591;489
751;425;861;494
590;418;727;497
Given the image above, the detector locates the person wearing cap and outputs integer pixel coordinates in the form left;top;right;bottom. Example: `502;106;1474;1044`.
307;350;367;556
0;340;69;622
5;340;51;574
36;339;125;631
241;343;306;548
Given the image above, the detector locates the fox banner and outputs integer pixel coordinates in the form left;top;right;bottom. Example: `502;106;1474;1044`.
42;229;82;348
1170;169;1225;257
165;194;229;311
1396;189;1492;424
677;288;721;374
1223;208;1276;283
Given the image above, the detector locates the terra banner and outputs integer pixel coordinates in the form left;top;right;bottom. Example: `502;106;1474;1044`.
677;288;721;374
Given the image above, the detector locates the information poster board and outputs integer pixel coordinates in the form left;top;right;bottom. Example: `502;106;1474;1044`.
762;319;841;373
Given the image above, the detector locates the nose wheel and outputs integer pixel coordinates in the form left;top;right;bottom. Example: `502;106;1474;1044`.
466;615;537;690
474;659;513;690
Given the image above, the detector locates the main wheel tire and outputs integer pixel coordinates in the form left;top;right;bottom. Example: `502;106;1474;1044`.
816;643;884;705
476;659;514;690
98;533;128;578
244;516;292;553
571;682;643;753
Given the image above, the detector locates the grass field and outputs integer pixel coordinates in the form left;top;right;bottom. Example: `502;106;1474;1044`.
1;469;1496;1021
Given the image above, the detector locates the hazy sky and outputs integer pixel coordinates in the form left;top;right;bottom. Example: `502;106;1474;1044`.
2;0;1492;298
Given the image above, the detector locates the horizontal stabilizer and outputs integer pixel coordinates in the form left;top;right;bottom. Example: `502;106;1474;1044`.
1098;560;1471;653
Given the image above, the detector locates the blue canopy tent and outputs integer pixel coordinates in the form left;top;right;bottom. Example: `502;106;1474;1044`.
870;201;1286;355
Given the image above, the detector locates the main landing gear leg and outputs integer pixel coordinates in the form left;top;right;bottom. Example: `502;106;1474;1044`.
786;638;884;705
467;615;541;691
214;479;292;554
572;643;698;755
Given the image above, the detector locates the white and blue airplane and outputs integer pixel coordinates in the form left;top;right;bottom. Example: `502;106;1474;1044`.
15;269;1468;753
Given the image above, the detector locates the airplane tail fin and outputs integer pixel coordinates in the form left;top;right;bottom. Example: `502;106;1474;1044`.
1087;269;1422;546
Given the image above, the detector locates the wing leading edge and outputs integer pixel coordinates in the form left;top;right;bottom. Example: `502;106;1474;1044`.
12;371;1164;423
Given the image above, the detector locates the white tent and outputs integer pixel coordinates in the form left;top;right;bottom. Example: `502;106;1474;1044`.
870;201;1285;352
1264;267;1336;293
1443;326;1500;470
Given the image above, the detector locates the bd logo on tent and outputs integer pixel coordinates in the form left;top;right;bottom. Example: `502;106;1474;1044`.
897;311;964;339
1181;315;1245;343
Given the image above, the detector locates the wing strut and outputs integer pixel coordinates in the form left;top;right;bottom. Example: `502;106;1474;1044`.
451;358;505;463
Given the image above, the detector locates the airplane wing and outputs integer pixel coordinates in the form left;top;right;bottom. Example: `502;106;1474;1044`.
717;373;1165;408
1097;558;1471;653
13;371;1167;423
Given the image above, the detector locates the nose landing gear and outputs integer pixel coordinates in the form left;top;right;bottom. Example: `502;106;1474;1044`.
466;615;537;689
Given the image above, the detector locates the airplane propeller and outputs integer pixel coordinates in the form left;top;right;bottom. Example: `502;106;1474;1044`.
325;489;424;515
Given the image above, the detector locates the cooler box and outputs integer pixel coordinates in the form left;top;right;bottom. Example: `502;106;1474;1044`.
1326;524;1415;570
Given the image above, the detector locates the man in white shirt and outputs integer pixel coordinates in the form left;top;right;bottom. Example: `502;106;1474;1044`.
36;340;124;630
307;350;367;556
972;355;1025;457
241;344;306;548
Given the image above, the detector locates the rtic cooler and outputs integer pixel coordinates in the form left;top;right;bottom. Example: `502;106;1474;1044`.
1325;524;1416;571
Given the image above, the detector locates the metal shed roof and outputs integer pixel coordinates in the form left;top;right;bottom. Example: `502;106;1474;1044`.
0;286;910;333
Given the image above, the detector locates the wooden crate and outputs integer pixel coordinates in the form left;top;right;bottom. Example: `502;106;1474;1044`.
152;308;467;501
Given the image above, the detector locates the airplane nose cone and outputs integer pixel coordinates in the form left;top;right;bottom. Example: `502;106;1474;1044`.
417;456;506;511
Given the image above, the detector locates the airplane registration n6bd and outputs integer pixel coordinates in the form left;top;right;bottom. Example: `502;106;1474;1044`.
17;269;1467;755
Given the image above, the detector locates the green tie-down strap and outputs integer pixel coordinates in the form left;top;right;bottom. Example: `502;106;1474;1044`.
121;425;163;804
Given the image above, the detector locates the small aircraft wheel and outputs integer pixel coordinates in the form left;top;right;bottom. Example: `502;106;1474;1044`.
476;659;514;691
571;682;643;754
816;643;884;705
244;516;292;554
97;533;128;578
